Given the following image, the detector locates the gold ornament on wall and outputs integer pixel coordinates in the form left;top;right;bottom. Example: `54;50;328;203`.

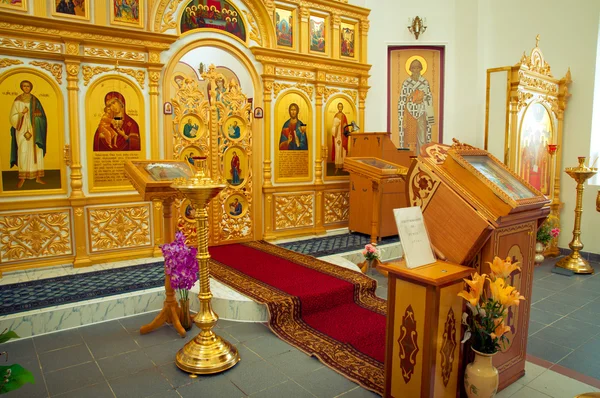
88;204;152;252
0;38;62;54
324;191;350;224
407;16;427;40
0;210;72;263
343;89;358;103
242;10;262;45
0;58;23;69
295;83;314;98
323;87;340;100
29;61;63;84
82;66;113;86
275;194;314;230
272;82;292;97
84;48;146;62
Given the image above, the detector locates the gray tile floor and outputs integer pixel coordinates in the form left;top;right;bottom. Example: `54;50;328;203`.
4;257;600;397
2;268;388;398
529;256;600;379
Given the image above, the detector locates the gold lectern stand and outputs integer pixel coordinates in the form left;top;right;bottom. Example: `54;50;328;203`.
172;160;240;374
556;157;598;274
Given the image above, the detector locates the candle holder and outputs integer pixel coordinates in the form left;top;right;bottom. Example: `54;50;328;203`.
555;157;598;274
172;158;240;374
407;16;427;40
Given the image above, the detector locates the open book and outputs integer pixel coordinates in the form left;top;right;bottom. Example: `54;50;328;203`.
393;207;436;269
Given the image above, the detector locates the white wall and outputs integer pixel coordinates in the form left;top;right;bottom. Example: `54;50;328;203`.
354;0;600;254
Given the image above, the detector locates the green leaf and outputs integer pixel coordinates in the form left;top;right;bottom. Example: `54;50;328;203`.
0;331;19;344
0;364;35;394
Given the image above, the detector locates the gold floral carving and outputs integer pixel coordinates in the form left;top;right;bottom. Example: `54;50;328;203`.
275;194;314;230
517;36;553;77
326;74;359;85
256;55;366;76
88;205;152;252
264;81;273;93
517;90;534;113
66;63;79;77
0;210;72;263
29;61;63;84
65;42;79;55
295;83;314;98
82;65;113;85
0;58;23;69
84;48;145;62
0;38;61;53
149;71;161;83
343;89;358;103
120;68;146;88
149;51;160;63
408;162;441;209
242;10;262;45
360;19;370;33
160;0;185;33
74;208;84;217
273;82;292;97
323;87;340;99
518;71;558;94
275;68;315;79
324;191;350;224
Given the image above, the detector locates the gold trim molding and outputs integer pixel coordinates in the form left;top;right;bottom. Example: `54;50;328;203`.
29;61;63;84
324;191;349;224
0;57;22;68
275;68;315;79
83;47;146;62
0;37;62;53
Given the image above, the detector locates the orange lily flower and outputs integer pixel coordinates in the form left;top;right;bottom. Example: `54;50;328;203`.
457;272;487;307
488;256;521;279
489;277;525;308
490;317;511;340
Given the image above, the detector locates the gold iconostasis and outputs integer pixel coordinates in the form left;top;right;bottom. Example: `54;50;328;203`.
0;0;371;273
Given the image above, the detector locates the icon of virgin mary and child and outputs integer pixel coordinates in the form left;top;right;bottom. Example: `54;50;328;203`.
93;92;140;151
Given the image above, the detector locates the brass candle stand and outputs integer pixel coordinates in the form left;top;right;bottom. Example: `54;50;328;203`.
556;157;598;274
172;159;240;374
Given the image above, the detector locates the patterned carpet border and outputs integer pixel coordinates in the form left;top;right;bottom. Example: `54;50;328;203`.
0;263;165;316
210;240;386;395
278;232;399;257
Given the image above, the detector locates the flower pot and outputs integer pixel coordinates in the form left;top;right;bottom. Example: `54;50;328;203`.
464;349;498;398
178;299;193;331
534;241;545;265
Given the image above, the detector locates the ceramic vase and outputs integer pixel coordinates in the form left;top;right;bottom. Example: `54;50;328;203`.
534;242;545;265
178;299;192;331
464;349;498;398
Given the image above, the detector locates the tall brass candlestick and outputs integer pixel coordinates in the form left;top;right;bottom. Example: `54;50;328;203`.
556;157;598;274
172;159;240;374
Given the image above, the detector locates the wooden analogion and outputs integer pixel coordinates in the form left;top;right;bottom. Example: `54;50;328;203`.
344;133;413;243
406;141;550;390
380;259;472;398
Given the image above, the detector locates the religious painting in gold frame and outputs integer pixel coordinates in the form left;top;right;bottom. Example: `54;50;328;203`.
324;94;355;180
387;46;444;154
0;0;26;12
86;75;146;193
52;0;90;21
110;0;144;29
340;20;358;60
275;5;295;50
517;102;555;196
274;90;313;183
178;113;206;142
223;146;248;189
225;193;247;218
448;148;546;208
309;13;328;56
178;145;205;172
0;68;67;197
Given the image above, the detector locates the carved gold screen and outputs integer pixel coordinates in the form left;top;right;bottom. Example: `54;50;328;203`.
171;64;254;246
484;36;571;256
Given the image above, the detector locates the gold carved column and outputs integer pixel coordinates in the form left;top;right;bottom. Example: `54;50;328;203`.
65;41;91;268
148;64;163;256
299;6;309;54
263;78;275;239
359;18;369;64
314;84;325;233
332;14;341;59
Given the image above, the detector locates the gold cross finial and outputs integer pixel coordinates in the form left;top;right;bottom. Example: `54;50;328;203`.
535;34;540;47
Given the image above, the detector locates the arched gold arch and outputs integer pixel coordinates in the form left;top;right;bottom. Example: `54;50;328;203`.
162;37;264;241
151;0;276;48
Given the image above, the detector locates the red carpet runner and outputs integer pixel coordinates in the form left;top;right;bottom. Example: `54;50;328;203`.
209;241;387;395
